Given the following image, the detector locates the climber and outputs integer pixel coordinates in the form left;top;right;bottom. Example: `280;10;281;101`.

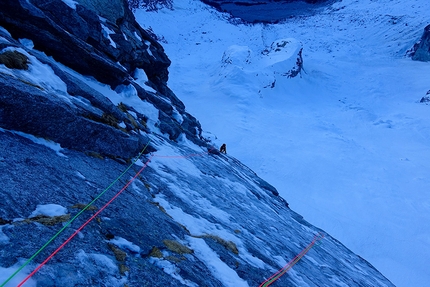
219;143;227;154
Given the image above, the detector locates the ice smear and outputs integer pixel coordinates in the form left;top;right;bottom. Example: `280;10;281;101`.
75;250;127;286
0;128;66;157
29;204;67;218
61;0;78;9
150;257;198;287
0;260;37;287
109;236;141;253
187;236;249;287
0;47;69;99
0;225;10;245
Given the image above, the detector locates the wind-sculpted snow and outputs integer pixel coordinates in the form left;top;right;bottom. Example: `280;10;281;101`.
217;38;304;95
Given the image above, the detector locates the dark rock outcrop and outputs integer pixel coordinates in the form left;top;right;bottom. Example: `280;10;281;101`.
411;24;430;62
0;50;29;70
420;90;430;103
0;71;148;160
0;0;170;87
0;0;204;158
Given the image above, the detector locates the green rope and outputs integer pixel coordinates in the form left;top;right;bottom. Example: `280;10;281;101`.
1;140;151;287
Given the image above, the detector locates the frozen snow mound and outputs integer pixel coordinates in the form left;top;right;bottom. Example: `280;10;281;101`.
216;38;303;94
260;38;303;75
221;45;253;67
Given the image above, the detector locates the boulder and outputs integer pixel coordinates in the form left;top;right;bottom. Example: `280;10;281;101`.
411;24;430;62
420;90;430;104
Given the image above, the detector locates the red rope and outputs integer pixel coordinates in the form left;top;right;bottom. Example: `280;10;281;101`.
17;155;153;287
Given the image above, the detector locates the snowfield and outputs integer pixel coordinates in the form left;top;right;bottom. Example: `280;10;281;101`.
135;0;430;286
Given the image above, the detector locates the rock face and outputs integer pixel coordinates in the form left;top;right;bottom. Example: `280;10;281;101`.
0;0;169;86
420;90;430;103
77;0;127;22
0;1;396;286
411;24;430;62
0;125;396;287
0;0;204;159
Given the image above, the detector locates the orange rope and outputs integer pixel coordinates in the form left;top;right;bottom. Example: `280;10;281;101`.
259;232;325;287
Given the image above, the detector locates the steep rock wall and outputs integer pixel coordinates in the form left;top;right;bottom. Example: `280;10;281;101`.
0;0;204;158
412;24;430;62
